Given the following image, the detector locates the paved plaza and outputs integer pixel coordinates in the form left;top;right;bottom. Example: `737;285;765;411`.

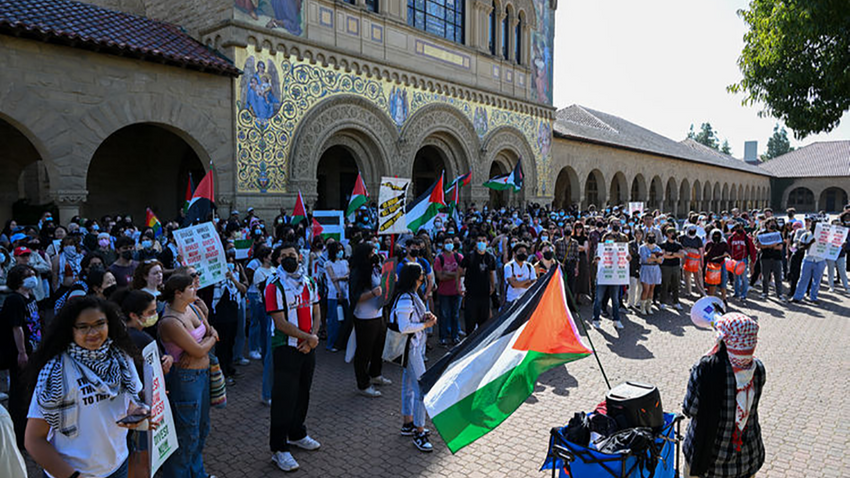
22;287;850;477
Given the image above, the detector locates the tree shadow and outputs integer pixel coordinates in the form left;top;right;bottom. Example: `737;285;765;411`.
593;317;655;360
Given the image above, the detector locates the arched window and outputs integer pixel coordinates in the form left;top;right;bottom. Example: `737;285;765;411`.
488;1;496;55
365;0;378;12
502;10;509;59
408;0;464;44
515;15;522;64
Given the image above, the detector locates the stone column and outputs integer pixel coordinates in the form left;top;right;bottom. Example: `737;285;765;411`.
496;12;505;59
508;16;518;63
53;190;88;224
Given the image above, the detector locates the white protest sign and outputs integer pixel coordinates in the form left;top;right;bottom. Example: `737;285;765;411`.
596;242;630;285
378;177;411;235
756;231;783;246
143;342;179;475
810;223;849;261
628;202;645;216
174;222;227;288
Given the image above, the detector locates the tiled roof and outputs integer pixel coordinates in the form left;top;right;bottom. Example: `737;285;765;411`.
553;105;771;176
759;141;850;177
0;0;239;76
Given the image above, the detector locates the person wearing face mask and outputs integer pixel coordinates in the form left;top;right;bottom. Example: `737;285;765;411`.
503;242;537;310
324;241;349;353
110;236;139;288
591;222;630;328
638;233;663;315
95;232;117;265
681;225;706;297
728;223;757;302
756;220;786;302
264;244;322;472
790;228;828;304
704;229;730;303
135;232;161;262
460;232;496;333
51;236;83;294
824;219;849;293
350;242;391;399
555;227;580;307
658;227;685;311
0;265;42;448
434;236;464;346
210;253;248;380
533;242;557;276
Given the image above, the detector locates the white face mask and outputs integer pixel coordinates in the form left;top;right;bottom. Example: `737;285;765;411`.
23;276;39;290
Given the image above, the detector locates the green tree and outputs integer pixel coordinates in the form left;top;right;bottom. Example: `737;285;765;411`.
729;0;850;138
687;122;720;150
761;123;795;161
721;140;732;155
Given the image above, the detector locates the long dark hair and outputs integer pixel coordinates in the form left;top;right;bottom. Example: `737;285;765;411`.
27;296;140;390
349;242;375;301
391;262;423;308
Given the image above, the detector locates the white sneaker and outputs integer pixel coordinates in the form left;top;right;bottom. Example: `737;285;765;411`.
370;375;392;386
674;303;683;311
591;320;602;329
614;320;624;330
289;435;321;451
658;304;667;310
261;398;272;407
248;351;262;360
0;392;7;401
271;451;299;472
358;385;382;398
235;357;250;366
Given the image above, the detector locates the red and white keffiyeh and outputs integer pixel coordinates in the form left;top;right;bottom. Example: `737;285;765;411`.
707;312;759;433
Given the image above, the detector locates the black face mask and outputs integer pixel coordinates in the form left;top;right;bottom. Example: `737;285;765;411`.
281;256;298;273
543;251;554;260
408;249;419;258
103;284;118;299
611;225;620;232
121;250;133;260
647;237;656;244
516;253;528;262
713;235;722;243
688;230;696;236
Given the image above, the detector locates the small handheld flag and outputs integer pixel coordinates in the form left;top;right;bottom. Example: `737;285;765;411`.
346;173;369;221
182;176;195;214
483;159;523;192
406;172;445;233
145;208;163;238
291;191;307;226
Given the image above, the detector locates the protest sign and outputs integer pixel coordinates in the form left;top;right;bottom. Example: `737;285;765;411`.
810;223;849;261
628;202;645;216
756;231;782;246
379;257;399;306
378;177;410;235
312;210;345;240
596;242;629;285
173;222;227;289
143;342;179;475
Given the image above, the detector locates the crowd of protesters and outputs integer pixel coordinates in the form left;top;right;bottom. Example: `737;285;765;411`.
1;200;849;476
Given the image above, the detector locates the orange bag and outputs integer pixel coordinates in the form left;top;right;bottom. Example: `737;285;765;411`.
705;262;722;285
684;250;701;273
725;258;746;276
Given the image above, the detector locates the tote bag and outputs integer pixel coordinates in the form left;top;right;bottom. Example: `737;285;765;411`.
209;353;227;409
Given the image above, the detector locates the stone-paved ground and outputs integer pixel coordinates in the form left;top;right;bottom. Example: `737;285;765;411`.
21;287;850;477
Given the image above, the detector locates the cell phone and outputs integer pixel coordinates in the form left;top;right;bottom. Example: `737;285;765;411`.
116;412;150;425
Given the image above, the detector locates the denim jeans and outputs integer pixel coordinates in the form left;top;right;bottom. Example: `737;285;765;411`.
761;257;783;297
326;298;349;350
593;284;620;321
247;291;268;355
733;259;749;299
262;319;274;401
400;346;427;427
826;256;849;290
438;294;462;342
233;298;247;361
161;367;210;478
793;259;827;301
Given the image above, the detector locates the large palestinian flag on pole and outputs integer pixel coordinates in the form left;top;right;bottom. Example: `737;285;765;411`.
420;266;592;453
406;172;445;232
184;171;215;226
345;172;369;221
483;158;523;192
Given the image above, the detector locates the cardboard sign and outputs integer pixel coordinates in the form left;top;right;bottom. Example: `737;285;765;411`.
379;257;398;307
628;202;645;216
378;177;410;235
596;242;629;285
756;231;783;246
173;222;227;289
143;342;179;475
810;223;849;261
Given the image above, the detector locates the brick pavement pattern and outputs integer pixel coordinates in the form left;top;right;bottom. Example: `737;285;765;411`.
23;288;850;477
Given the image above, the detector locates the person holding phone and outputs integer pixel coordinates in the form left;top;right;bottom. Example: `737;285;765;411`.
25;296;146;478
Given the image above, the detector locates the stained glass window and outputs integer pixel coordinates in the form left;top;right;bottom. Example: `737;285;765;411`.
408;0;464;44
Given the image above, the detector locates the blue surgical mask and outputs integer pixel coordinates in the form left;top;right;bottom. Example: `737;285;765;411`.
23;276;39;290
477;241;486;251
541;236;549;243
141;240;153;249
444;243;454;252
92;224;100;232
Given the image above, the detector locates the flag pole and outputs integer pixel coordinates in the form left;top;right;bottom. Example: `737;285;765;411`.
560;267;611;390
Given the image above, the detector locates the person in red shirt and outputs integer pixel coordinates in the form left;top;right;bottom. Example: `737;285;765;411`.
434;236;463;345
264;243;321;472
727;223;757;301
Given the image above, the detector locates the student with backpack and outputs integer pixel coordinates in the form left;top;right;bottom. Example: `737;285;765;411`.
503;242;536;310
433;236;463;346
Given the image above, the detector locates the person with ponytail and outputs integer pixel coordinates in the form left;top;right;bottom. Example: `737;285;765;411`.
24;296;146;478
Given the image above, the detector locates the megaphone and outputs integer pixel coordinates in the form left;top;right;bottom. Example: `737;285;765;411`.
690;296;725;329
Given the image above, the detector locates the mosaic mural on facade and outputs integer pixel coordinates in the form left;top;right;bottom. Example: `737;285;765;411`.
235;0;304;36
531;0;554;104
235;48;552;194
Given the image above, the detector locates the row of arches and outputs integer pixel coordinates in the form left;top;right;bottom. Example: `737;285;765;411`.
786;186;848;213
553;166;771;215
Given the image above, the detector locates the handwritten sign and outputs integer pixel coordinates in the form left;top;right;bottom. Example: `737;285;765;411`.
174;222;226;288
756;231;782;246
628;202;645;216
143;342;178;475
810;223;849;261
596;242;629;285
378;177;410;235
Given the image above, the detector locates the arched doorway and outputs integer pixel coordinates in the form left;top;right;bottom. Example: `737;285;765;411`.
818;187;847;212
0;117;49;222
584;170;606;210
631;174;647;202
679;179;690;214
649;176;662;210
316;145;360;210
487;160;509;208
412;145;448;198
86;124;205;221
610;172;627;208
786;187;814;211
692;180;702;213
553;166;579;210
665;178;677;215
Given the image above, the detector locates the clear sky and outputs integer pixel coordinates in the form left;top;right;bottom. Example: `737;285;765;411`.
553;0;849;157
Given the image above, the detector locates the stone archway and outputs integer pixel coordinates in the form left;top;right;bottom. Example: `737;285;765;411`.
554;166;580;210
630;174;647;202
649;176;662;210
0;115;49;221
609;172;628;207
290;95;397;207
584;169;606;210
482;126;537;206
787;186;815;211
665;177;678;215
818;187;847;212
692;179;702;213
679;178;690;214
713;183;721;212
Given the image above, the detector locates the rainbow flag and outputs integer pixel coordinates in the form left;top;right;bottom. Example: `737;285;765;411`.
420;267;591;453
145;208;163;238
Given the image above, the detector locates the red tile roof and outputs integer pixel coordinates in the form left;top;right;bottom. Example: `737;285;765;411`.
0;0;239;77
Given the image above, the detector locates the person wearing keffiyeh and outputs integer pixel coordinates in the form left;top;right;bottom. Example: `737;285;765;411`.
682;312;766;478
24;296;145;478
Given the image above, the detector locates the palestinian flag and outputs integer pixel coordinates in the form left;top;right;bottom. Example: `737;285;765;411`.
291;191;307;226
182;176;195;214
184;171;215;226
483;159;523;192
455;170;472;188
444;181;461;225
145;208;163;238
312;211;344;240
345;173;369;221
233;238;253;260
406;172;445;232
420;266;592;453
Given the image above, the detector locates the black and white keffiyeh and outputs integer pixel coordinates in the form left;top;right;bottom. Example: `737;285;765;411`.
35;339;140;437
